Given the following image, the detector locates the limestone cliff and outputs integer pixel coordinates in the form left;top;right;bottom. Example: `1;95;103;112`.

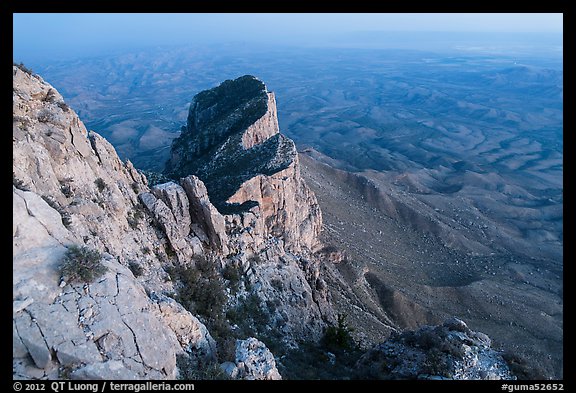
165;75;322;253
13;67;331;380
13;65;217;379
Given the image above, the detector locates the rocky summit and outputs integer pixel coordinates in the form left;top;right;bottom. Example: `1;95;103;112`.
13;65;517;381
165;75;322;253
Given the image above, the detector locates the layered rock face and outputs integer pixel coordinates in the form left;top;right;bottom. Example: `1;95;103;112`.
161;75;332;341
13;67;330;380
13;66;216;379
165;75;322;253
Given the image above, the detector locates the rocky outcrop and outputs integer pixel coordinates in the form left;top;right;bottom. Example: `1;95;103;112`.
356;318;514;380
13;65;175;282
221;338;281;380
181;175;229;254
238;240;332;341
165;75;322;253
160;75;333;340
226;154;322;253
13;235;216;379
241;92;280;149
13;66;215;380
13;65;334;381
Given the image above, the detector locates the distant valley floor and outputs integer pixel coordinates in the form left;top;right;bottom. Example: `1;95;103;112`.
300;153;563;380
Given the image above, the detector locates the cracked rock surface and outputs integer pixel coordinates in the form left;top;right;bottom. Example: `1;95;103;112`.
13;66;215;380
13;67;339;381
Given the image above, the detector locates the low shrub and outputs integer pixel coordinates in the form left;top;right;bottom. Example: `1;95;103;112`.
94;178;108;193
127;204;146;229
14;62;33;75
222;262;242;293
59;245;107;283
57;101;70;112
37;109;54;123
176;354;229;380
322;314;355;351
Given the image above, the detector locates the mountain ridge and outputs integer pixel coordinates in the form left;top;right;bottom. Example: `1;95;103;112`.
13;65;517;380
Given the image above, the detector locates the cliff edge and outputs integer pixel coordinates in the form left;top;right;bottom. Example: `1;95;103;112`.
165;75;322;253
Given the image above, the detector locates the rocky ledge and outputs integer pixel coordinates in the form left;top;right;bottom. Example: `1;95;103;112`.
356;318;514;380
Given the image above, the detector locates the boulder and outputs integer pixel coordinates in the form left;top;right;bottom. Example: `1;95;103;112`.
356;317;515;380
233;338;281;380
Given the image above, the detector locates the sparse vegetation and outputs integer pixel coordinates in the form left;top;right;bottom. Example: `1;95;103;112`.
91;194;106;209
222;262;242;293
176;353;229;380
61;212;73;228
170;257;227;319
14;62;33;76
94;178;108;192
227;293;270;334
59;245;107;283
502;351;548;380
43;88;57;103
128;261;144;277
322;314;355;351
94;178;107;193
57;101;70;112
276;338;363;380
422;347;452;377
164;243;176;258
168;257;235;362
13;115;32;131
37;109;54;123
59;178;74;198
270;278;284;291
127;203;146;229
13;173;30;191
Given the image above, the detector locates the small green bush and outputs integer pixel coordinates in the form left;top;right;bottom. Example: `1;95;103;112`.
176;354;229;380
222;263;242;293
127;204;146;229
176;262;227;318
94;178;107;193
60;245;107;283
169;257;235;363
322;314;355;351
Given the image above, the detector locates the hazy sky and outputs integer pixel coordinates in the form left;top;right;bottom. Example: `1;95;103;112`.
13;13;563;63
